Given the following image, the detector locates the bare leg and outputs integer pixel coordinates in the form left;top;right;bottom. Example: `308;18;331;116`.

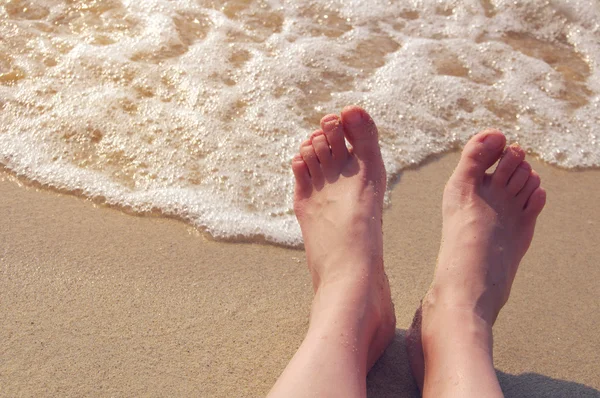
405;130;547;397
268;106;396;398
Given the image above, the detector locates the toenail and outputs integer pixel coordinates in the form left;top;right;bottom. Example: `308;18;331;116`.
323;119;339;130
311;132;325;141
344;109;364;125
504;146;518;157
321;114;338;125
508;144;524;154
519;162;530;170
483;133;504;149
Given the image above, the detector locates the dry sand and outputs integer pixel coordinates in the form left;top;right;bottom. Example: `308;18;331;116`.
1;152;599;397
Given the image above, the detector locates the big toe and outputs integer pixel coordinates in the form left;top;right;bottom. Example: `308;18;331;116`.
340;105;381;160
454;129;506;184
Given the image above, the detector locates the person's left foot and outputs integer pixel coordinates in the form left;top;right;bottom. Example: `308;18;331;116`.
405;130;546;392
292;105;396;369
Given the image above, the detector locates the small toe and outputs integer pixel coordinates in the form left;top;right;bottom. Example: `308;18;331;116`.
311;131;333;168
493;144;525;187
524;187;547;218
300;140;323;184
292;154;311;194
516;170;541;208
455;129;507;183
505;160;531;195
340;105;380;160
321;114;349;163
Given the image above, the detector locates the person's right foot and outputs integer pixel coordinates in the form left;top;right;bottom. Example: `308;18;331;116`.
292;105;396;371
405;129;546;392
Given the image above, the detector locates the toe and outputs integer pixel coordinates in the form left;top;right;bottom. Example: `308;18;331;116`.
524;187;547;218
454;129;506;183
492;144;525;187
300;140;324;185
321;114;349;164
340;105;380;160
311;131;333;168
292;154;311;195
516;170;541;208
505;160;531;196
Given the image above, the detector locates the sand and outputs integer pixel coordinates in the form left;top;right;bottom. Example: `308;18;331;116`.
1;152;599;397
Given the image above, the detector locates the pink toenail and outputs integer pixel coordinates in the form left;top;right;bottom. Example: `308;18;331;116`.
324;119;339;130
321;114;338;125
311;132;324;141
519;162;531;169
344;110;363;125
483;134;504;149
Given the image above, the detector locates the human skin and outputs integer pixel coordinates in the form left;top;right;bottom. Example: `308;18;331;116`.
269;107;546;398
268;106;395;398
405;129;546;397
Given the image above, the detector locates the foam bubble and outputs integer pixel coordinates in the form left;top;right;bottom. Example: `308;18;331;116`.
1;0;599;246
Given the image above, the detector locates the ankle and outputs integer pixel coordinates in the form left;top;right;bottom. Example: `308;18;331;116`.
312;259;382;299
420;291;494;359
423;282;502;326
309;280;382;336
420;306;501;397
311;280;375;322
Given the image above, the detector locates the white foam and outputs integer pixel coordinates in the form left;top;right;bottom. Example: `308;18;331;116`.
1;0;599;246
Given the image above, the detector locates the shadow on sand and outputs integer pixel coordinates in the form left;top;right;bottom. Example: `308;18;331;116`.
366;329;600;398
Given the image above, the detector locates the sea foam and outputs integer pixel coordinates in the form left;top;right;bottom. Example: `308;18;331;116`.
1;0;599;245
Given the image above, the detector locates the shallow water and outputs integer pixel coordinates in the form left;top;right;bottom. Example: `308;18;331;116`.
1;0;599;245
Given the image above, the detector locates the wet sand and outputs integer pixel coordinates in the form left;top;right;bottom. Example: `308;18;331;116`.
1;152;599;397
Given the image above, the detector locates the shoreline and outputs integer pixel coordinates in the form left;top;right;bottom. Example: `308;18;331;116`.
1;152;599;397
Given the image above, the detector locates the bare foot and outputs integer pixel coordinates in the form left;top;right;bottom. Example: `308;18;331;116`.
292;105;396;370
405;129;546;393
